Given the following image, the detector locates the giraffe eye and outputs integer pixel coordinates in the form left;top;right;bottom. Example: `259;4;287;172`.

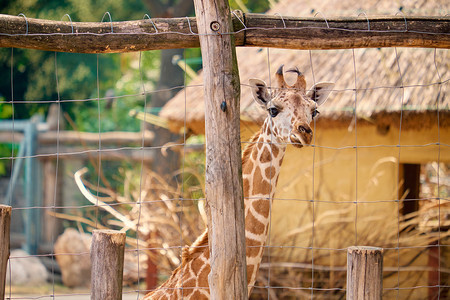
268;107;279;118
312;109;319;118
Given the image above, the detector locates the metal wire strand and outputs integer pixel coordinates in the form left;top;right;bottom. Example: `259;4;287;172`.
101;11;114;33
2;10;448;300
143;13;159;33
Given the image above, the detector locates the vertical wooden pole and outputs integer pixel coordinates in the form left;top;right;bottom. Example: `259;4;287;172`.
193;1;248;299
347;246;383;300
42;159;64;243
145;231;158;292
0;205;12;300
91;230;126;300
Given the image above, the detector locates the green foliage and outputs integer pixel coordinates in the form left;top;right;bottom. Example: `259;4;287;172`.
0;144;9;175
0;0;148;121
0;0;271;178
0;98;14;176
1;0;147;22
0;98;13;119
229;0;272;13
0;0;157;180
184;48;203;75
70;52;161;132
0;141;18;176
182;135;206;200
0;0;271;121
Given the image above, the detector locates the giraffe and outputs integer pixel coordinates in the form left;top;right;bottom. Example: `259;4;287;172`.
143;65;334;299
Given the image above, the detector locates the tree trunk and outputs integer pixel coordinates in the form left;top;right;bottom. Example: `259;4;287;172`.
140;2;195;292
146;48;184;176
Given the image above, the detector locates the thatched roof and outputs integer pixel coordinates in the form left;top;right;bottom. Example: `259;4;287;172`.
160;0;449;134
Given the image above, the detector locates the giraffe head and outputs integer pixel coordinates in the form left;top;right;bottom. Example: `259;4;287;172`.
249;65;334;148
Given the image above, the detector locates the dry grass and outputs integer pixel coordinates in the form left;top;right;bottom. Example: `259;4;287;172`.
68;158;448;298
250;200;449;299
124;167;207;275
249;163;449;299
70;163;206;281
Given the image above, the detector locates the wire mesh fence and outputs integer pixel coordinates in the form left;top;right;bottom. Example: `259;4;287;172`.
0;2;448;299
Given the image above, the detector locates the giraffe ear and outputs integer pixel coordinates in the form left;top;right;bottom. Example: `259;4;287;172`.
307;82;335;106
249;78;271;108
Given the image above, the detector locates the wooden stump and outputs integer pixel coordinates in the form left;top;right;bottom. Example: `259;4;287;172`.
90;230;126;300
0;205;12;299
347;246;383;300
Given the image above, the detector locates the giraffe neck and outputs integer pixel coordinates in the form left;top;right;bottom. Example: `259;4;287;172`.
144;118;287;299
242;117;287;292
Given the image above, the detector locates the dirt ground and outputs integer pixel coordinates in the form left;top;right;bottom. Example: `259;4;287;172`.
5;286;145;299
7;294;141;300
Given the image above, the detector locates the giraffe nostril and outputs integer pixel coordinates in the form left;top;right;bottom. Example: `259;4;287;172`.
298;125;312;134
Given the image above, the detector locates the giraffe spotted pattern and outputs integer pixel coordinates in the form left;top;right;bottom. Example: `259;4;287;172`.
143;65;334;299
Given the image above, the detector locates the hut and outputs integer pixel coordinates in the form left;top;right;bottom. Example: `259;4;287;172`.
159;0;449;298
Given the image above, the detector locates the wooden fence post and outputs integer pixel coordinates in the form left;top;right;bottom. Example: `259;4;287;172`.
193;0;248;299
91;230;126;300
347;246;383;300
0;205;12;300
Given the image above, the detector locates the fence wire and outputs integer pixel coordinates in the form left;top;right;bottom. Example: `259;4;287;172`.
0;9;448;300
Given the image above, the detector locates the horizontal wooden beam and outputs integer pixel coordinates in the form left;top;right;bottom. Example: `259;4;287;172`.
0;13;448;53
0;130;156;162
243;14;449;50
38;130;154;145
37;146;155;162
0;130;153;145
0;13;202;53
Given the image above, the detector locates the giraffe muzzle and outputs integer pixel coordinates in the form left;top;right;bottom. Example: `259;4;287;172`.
290;125;313;147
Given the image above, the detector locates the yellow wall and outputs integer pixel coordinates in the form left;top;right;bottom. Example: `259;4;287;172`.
241;122;449;298
273;123;449;229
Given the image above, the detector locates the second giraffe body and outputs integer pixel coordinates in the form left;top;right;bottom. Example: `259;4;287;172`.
144;65;334;299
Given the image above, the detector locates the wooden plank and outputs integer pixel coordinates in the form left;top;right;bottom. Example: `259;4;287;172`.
0;205;11;300
0;132;24;143
0;14;203;53
90;230;126;300
37;146;155;162
42;160;64;244
347;246;383;300
38;130;154;145
0;13;448;52
0;130;154;145
193;0;247;299
243;14;450;50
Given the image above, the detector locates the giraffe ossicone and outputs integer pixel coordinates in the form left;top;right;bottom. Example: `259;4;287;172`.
143;65;334;299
